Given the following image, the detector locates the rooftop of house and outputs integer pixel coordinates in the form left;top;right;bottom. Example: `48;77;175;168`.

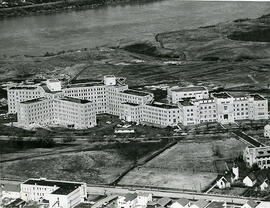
9;86;37;90
206;201;225;208
245;172;257;182
47;79;60;83
170;86;207;92
124;193;138;202
59;97;91;104
122;89;150;97
250;94;266;101
156;197;172;207
22;178;83;195
147;102;178;109
212;92;232;99
245;200;258;208
20;98;46;104
192;199;209;208
1;182;21;192
175;198;190;207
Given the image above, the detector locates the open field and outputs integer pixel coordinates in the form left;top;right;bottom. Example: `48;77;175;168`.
1;150;131;183
119;136;247;191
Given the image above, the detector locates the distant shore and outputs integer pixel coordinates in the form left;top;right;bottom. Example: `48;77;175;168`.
0;0;160;19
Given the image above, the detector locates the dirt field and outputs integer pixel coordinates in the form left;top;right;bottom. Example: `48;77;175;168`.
119;136;247;191
1;150;132;184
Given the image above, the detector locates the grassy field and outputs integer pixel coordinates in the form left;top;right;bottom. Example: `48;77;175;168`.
119;135;247;191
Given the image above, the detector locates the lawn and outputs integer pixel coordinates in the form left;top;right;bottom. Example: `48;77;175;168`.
119;135;247;191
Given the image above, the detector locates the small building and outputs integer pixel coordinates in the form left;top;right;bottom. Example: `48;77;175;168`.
216;171;236;189
190;200;209;208
1;182;21;199
241;200;257;208
137;193;152;207
115;128;135;134
243;173;257;187
20;178;87;208
170;198;190;208
264;124;270;138
260;179;269;191
117;193;138;208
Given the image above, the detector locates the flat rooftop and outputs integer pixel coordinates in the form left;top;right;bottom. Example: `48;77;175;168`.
122;102;140;106
59;97;91;104
171;86;207;92
122;89;150;97
9;86;37;90
250;94;265;101
22;178;83;195
21;98;46;104
147;102;178;109
40;84;62;94
212;92;232;99
178;99;194;106
66;82;104;88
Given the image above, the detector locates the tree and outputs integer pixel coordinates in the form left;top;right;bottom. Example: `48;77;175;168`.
35;129;55;147
62;133;75;143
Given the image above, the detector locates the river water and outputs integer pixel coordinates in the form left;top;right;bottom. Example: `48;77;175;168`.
0;0;270;56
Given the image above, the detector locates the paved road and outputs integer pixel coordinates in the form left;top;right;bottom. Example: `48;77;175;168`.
86;184;261;205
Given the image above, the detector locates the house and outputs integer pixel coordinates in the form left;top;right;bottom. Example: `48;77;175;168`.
4;198;26;208
259;179;269;191
1;182;21;199
190;200;209;208
264;124;270;138
206;201;226;208
170;198;190;208
156;197;172;207
241;200;257;208
137;193;152;207
216;171;236;189
216;176;231;189
117;193;138;208
243;173;257;187
256;202;270;208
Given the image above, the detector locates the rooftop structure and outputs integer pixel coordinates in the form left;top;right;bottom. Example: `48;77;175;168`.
212;92;232;99
123;89;150;97
59;97;91;104
170;86;207;92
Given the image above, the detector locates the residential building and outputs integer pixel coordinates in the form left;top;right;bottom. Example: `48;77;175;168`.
170;198;190;208
241;200;257;208
190;200;209;208
243;146;270;169
20;178;87;208
259;179;269;191
256;202;270;208
206;201;226;208
243;173;257;187
156;197;172;207
1;182;21;199
117;193;152;208
264;124;270;138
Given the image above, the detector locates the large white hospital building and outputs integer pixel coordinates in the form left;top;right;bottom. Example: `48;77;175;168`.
7;75;268;129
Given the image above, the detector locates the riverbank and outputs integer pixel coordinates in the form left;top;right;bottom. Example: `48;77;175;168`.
0;0;160;19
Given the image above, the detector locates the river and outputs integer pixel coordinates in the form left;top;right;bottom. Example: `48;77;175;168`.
0;0;270;56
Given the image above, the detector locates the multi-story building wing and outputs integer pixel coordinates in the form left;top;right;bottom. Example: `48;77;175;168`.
167;86;209;104
141;102;180;127
7;75;269;129
243;146;270;169
20;178;87;208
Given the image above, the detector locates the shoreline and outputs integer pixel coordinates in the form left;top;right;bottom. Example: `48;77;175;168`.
0;0;161;19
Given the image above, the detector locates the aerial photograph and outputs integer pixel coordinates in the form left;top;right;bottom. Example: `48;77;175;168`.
0;0;270;207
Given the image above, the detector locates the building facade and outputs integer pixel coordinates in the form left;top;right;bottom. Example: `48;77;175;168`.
7;76;269;129
20;178;87;208
243;146;270;169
